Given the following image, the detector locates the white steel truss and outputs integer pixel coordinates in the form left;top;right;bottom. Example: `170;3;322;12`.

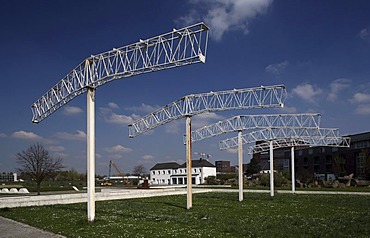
189;113;321;143
248;136;351;154
128;85;287;137
31;22;209;123
219;127;345;150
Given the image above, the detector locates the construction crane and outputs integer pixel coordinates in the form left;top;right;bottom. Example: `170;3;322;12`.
108;160;128;184
194;152;212;161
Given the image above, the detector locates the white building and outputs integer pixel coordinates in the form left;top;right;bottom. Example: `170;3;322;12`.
150;159;216;185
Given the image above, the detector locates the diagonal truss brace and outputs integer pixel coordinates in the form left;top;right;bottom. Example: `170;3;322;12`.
189;113;321;143
219;127;345;150
31;22;209;123
128;85;287;137
248;136;351;154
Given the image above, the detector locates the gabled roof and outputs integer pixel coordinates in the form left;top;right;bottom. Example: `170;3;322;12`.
150;162;180;170
179;159;215;168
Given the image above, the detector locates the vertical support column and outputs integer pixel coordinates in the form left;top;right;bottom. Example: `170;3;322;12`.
87;87;95;222
269;141;274;197
238;130;243;202
291;146;295;193
186;116;192;209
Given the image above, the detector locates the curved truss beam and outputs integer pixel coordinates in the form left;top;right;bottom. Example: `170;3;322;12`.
248;137;351;154
31;22;209;123
128;85;287;137
219;127;343;150
189;113;321;143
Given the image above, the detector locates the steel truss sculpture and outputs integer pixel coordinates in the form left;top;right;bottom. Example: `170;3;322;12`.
189;113;321;143
248;136;351;154
128;85;287;137
128;85;287;209
220;127;350;197
31;23;209;222
31;22;209;123
219;127;344;150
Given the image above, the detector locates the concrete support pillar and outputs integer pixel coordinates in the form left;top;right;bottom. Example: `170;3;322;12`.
186;116;192;209
238;130;243;202
269;141;274;197
87;87;95;222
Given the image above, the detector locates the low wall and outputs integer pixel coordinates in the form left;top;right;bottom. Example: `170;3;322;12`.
0;188;212;209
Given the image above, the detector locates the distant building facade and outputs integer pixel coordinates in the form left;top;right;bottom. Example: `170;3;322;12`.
0;172;18;182
252;131;370;180
215;160;237;173
150;159;216;185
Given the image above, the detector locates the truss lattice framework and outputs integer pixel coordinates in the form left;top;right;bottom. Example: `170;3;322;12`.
219;127;343;150
128;85;288;138
248;137;351;154
31;22;209;123
189;113;321;143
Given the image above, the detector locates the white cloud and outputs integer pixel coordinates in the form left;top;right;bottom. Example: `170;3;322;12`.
292;83;323;103
225;148;238;154
105;145;133;153
265;60;289;75
279;105;297;113
11;130;43;140
63;106;83;115
192;112;224;128
178;0;273;41
125;103;159;114
359;27;370;40
327;78;351;102
108;102;119;109
351;92;370;104
355;104;370;115
48;146;65;152
55;130;86;141
142;154;155;161
99;106;137;125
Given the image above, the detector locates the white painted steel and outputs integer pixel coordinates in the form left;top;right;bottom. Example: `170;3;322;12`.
238;131;243;202
186;116;192;209
291;146;295;193
31;23;209;123
247;136;351;154
270;141;274;197
87;87;95;222
220;127;346;150
190;113;320;143
129;85;287;137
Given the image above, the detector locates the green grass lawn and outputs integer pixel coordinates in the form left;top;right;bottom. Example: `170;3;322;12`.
0;192;369;237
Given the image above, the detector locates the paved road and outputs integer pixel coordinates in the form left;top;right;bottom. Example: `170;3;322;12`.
0;216;65;238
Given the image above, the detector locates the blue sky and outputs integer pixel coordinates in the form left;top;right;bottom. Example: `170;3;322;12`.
1;0;370;176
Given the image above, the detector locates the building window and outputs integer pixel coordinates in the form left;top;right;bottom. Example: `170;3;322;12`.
298;150;303;156
152;171;155;175
356;152;366;179
304;157;309;167
326;155;332;164
354;141;370;149
321;147;325;153
308;149;313;155
314;156;320;173
168;170;171;174
332;147;338;152
199;169;202;172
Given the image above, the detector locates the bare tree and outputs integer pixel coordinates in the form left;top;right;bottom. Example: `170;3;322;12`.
132;164;147;176
16;143;63;195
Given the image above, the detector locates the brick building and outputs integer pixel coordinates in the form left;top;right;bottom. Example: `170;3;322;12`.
252;131;370;180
